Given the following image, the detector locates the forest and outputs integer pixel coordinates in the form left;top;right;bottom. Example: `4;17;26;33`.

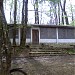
4;0;75;25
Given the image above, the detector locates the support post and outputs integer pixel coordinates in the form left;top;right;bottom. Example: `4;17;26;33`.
56;28;58;44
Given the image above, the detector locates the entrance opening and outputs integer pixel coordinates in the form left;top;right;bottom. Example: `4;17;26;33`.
32;29;39;44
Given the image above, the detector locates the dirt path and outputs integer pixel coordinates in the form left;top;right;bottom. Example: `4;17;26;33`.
11;55;75;75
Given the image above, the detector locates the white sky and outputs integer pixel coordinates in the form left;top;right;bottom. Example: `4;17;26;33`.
4;0;75;24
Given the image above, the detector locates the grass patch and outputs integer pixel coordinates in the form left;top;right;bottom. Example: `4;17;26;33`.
65;49;75;54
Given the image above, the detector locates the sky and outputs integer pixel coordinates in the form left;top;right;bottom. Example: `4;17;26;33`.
4;0;75;24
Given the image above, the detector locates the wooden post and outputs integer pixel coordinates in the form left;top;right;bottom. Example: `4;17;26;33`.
56;28;58;44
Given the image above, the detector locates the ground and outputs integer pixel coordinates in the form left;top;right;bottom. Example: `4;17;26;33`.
11;55;75;75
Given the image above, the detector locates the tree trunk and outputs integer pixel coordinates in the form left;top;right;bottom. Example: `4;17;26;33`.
58;3;60;25
62;12;64;25
34;0;39;24
20;0;28;46
54;4;58;25
0;0;12;75
60;0;69;25
13;0;17;46
20;0;24;46
64;11;69;25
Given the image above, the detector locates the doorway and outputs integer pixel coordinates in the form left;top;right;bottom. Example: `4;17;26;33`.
32;29;39;44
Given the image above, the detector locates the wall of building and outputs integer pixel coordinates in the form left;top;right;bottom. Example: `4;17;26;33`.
58;28;75;39
58;28;75;43
40;28;56;39
9;27;31;45
39;27;75;44
39;27;57;43
9;25;75;44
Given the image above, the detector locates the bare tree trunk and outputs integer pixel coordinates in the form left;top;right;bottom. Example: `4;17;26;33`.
54;4;58;25
62;12;64;25
64;11;69;25
0;0;12;75
58;3;60;25
34;0;39;24
24;0;28;45
60;0;69;25
20;0;28;46
13;0;17;46
70;4;74;22
20;0;25;46
20;0;24;46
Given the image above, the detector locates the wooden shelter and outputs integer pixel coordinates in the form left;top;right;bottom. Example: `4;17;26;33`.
9;24;75;44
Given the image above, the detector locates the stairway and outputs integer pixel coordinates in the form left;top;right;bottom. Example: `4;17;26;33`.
29;45;67;56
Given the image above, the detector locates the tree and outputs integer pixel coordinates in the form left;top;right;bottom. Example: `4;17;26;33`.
10;0;14;23
58;2;61;25
20;0;28;46
13;0;17;46
60;0;69;25
69;0;74;24
34;0;39;24
39;0;61;25
54;3;58;25
0;0;12;75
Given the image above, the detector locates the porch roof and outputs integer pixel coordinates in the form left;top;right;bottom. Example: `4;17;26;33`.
31;24;75;29
8;24;75;29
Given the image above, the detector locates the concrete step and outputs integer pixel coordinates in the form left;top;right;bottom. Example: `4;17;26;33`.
29;52;66;56
29;44;74;56
31;49;62;51
30;47;73;50
29;51;65;56
29;51;62;54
